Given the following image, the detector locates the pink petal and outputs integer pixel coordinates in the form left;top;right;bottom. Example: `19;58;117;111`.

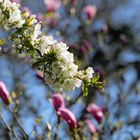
49;94;65;111
87;103;101;113
87;103;104;123
57;107;77;128
94;111;104;123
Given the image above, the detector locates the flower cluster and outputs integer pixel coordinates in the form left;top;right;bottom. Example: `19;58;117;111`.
11;15;42;50
0;0;102;92
77;67;94;81
0;0;25;29
38;36;82;90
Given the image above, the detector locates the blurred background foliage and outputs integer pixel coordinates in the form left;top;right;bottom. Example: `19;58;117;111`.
0;0;140;140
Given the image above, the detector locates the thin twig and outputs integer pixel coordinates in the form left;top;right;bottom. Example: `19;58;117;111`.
8;107;29;140
0;114;21;140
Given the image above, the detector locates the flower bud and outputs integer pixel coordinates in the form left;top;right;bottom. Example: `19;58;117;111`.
83;5;97;21
44;0;60;12
87;103;104;123
49;94;65;111
57;107;77;128
0;81;12;105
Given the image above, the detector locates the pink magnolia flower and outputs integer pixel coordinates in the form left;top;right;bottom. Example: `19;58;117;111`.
57;107;77;128
0;81;12;105
11;0;21;4
49;94;65;111
44;0;60;12
83;5;97;20
85;119;97;134
87;103;104;123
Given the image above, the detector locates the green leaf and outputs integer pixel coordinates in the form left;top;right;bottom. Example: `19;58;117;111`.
91;74;105;90
82;84;88;96
91;74;100;84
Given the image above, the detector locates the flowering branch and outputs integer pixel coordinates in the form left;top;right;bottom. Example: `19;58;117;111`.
0;0;104;95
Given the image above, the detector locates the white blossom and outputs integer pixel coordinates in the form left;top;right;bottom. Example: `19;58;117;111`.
29;15;37;25
62;78;82;91
85;67;94;79
30;23;41;45
39;35;57;54
39;38;82;90
0;0;25;29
